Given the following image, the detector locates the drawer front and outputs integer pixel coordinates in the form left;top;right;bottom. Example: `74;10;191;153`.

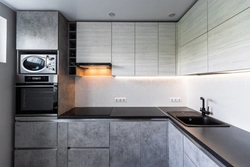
15;122;57;148
68;149;109;167
68;122;109;147
15;149;57;167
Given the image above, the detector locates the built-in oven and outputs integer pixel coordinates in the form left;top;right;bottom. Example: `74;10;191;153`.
19;54;57;74
16;76;58;116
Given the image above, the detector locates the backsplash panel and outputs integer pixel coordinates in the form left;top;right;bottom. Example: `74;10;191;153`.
186;73;250;132
75;76;187;107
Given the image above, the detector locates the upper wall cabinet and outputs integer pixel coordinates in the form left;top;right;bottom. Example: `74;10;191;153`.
135;23;158;76
159;23;176;76
208;0;250;30
181;34;208;75
208;8;250;72
77;22;111;63
17;11;58;50
112;23;135;76
179;0;207;46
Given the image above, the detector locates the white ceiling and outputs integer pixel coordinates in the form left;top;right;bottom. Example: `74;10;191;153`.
0;0;197;21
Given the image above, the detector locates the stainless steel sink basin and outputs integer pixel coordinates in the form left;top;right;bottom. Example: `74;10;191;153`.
175;116;230;127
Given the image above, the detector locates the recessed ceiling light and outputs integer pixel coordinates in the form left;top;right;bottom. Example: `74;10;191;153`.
169;13;175;17
109;13;115;17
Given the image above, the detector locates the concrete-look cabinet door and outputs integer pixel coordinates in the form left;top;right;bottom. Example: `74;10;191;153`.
184;154;196;167
68;149;109;167
77;22;111;63
68;122;109;147
112;22;135;76
159;23;176;76
208;8;250;72
140;122;168;167
184;136;219;167
208;0;250;30
169;122;183;167
179;0;207;46
15;149;57;167
135;23;158;76
180;34;208;75
110;122;140;167
16;11;58;50
15;122;57;148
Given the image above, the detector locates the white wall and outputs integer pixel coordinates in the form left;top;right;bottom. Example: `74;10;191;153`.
186;72;250;132
75;76;187;107
0;2;16;167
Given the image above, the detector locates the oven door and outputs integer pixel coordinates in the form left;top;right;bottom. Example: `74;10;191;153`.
16;84;58;115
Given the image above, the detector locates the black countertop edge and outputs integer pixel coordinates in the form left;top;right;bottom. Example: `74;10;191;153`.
58;116;169;119
167;115;232;167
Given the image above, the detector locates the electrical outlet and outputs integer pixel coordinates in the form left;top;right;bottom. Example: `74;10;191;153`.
170;97;182;103
115;97;127;102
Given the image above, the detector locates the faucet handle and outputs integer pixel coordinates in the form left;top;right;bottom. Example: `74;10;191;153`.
207;106;209;112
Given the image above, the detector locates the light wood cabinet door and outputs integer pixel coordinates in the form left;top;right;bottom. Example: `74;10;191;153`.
180;34;208;75
17;11;58;50
208;8;250;72
112;22;135;76
15;122;57;148
179;0;207;46
68;122;109;147
159;23;176;76
77;22;111;63
208;0;250;30
135;23;158;76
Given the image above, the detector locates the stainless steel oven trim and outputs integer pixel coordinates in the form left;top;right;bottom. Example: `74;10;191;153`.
16;75;58;83
15;85;55;88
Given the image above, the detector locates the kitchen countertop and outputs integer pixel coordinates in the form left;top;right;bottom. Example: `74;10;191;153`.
59;106;250;167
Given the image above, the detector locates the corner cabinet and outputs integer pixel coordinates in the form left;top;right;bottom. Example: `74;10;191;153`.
17;11;59;50
76;22;111;63
168;122;221;167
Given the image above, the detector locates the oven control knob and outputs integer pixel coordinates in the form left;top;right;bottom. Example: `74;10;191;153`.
49;57;55;61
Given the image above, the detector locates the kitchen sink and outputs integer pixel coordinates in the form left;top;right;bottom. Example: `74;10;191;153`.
175;116;229;127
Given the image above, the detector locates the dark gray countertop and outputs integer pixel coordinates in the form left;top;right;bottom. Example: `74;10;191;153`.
159;107;250;167
59;106;250;167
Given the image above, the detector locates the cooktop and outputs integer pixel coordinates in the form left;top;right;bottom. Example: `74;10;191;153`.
59;107;167;118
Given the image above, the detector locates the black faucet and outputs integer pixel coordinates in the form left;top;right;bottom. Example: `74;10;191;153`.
200;97;210;116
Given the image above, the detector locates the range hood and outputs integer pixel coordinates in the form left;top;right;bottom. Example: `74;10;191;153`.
77;63;112;69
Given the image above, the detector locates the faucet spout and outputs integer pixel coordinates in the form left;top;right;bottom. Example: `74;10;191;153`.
200;97;210;116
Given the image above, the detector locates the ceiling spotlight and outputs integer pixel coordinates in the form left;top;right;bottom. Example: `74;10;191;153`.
169;13;175;17
109;13;115;17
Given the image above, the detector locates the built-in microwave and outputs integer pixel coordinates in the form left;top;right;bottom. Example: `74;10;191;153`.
19;54;57;74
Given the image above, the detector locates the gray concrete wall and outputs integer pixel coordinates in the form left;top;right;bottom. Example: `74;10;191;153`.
0;2;16;167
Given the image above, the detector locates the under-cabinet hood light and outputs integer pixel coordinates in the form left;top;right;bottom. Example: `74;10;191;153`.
77;63;112;69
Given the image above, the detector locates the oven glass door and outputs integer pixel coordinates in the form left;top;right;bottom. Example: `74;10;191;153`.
16;84;58;115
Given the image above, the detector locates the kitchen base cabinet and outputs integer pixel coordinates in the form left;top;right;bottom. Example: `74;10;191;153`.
140;122;168;167
15;122;57;148
184;136;219;167
68;149;109;167
110;122;141;167
110;121;168;167
14;149;57;167
169;122;184;167
68;122;109;147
